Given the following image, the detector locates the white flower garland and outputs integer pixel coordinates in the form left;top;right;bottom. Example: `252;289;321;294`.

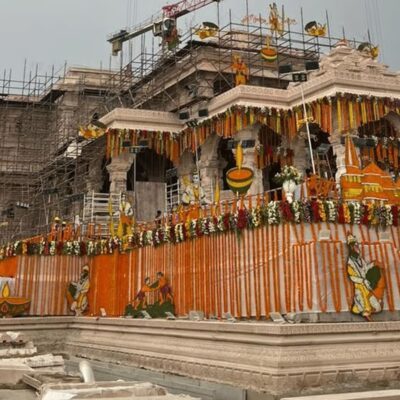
174;223;184;243
326;200;337;223
267;201;280;225
352;202;362;224
385;205;393;226
250;207;261;227
145;230;154;246
216;215;225;232
291;200;302;223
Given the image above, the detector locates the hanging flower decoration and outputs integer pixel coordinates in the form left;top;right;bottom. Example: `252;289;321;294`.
274;165;302;185
1;201;400;260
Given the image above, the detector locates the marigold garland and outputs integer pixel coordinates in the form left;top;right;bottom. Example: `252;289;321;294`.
1;201;399;259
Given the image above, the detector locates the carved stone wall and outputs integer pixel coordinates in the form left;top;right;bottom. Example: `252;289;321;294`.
3;317;400;398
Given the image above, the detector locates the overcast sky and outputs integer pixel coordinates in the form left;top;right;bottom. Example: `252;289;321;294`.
0;0;398;80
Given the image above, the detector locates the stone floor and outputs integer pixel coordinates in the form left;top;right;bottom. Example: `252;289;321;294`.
0;389;36;400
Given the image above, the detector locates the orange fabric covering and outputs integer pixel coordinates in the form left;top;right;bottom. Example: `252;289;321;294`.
0;257;18;277
88;253;132;316
341;136;363;201
344;136;360;169
5;222;400;318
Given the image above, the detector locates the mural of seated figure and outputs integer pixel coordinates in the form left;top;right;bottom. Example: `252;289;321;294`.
181;171;207;206
66;264;90;316
346;233;386;321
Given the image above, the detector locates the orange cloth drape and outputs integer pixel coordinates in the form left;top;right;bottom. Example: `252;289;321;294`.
0;257;18;277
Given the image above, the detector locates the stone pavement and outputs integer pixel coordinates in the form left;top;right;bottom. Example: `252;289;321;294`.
0;390;36;400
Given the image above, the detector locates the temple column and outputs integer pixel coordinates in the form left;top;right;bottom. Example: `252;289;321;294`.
177;150;196;200
233;124;263;196
198;133;226;202
106;152;135;193
331;132;346;183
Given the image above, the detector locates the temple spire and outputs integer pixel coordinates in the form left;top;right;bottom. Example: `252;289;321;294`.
344;135;360;170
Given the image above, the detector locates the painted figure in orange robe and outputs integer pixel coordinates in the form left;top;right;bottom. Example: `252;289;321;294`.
155;272;173;305
232;56;249;86
132;277;153;309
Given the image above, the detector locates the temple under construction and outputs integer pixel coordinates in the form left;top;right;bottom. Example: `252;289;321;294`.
2;2;400;399
1;1;393;243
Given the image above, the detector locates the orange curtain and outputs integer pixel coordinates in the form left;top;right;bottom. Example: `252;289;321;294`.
0;257;18;277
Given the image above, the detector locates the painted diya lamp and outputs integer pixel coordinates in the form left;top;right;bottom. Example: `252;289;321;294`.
226;167;254;195
260;46;277;62
0;282;30;318
261;36;277;63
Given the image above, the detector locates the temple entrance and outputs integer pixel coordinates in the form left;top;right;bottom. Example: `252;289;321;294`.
126;148;174;191
357;114;399;176
258;125;289;193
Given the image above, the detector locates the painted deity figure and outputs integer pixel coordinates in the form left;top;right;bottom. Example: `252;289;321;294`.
154;272;173;305
67;264;90;316
346;234;385;321
117;193;134;237
232;55;249;86
181;173;207;206
268;2;283;35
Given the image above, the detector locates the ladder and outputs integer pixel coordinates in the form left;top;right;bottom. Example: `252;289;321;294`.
82;191;122;236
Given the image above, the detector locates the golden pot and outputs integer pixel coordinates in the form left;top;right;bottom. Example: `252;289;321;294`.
226;167;254;195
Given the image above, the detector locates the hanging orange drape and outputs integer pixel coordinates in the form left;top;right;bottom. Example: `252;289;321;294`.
0;257;18;277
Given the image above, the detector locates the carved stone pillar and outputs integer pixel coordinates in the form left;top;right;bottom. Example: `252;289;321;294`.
331;132;346;183
177;150;196;192
106;152;135;193
233;124;263;196
198;133;226;202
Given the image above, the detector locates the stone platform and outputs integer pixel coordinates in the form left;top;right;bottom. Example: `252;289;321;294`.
1;317;400;398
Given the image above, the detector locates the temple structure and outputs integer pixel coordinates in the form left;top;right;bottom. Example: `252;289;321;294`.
1;2;400;398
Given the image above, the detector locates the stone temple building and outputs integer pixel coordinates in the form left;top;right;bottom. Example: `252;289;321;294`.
2;2;400;399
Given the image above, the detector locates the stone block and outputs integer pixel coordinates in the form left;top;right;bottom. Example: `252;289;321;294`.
0;332;12;343
39;381;201;400
0;365;34;385
318;229;331;241
304;372;321;387
6;331;27;343
26;354;64;368
0;344;37;358
188;311;204;321
319;370;339;386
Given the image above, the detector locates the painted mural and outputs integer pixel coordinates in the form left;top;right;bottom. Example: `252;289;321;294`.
346;234;386;321
66;264;90;316
125;272;174;318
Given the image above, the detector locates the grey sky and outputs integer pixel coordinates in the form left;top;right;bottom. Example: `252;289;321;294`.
0;0;398;80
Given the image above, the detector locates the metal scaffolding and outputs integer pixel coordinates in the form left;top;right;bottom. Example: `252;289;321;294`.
0;2;370;243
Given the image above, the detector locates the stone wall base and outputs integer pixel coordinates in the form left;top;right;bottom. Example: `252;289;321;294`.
1;317;400;398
